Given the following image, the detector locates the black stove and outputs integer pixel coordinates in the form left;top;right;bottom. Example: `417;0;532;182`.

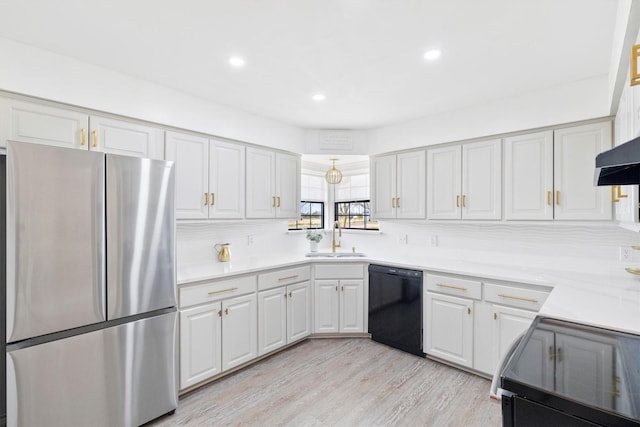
500;317;640;427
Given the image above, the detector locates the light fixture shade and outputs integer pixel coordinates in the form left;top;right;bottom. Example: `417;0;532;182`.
325;159;343;184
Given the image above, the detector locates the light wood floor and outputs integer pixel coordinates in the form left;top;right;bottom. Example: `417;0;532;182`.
149;338;502;427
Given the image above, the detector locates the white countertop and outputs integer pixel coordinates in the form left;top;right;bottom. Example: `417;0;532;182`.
178;252;640;336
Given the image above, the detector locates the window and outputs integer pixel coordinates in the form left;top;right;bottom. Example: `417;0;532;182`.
288;201;324;230
335;200;378;230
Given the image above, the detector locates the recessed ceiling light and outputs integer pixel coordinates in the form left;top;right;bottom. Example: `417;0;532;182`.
312;93;326;102
229;57;245;67
424;49;441;61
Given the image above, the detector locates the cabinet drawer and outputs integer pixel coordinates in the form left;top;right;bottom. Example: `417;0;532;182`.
425;273;482;300
179;275;257;308
258;266;310;291
314;263;364;279
484;283;549;311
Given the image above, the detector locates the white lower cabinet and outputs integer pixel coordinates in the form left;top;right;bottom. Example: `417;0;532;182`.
178;275;257;390
425;292;474;368
258;281;311;356
314;264;365;334
179;303;222;388
257;266;312;356
425;272;551;376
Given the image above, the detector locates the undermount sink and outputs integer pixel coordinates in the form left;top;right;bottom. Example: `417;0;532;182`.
305;252;367;258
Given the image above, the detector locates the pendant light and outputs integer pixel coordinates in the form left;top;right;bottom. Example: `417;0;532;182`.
325;158;343;184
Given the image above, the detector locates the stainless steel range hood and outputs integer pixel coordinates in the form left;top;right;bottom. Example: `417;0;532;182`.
595;135;640;185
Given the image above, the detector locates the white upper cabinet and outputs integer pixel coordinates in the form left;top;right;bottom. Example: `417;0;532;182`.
166;132;245;220
505;122;612;221
166;131;210;219
427;139;501;220
209;139;245;219
246;147;300;219
0;99;164;158
504;131;554;220
89;115;164;159
371;149;425;219
554;122;612;220
0;98;88;149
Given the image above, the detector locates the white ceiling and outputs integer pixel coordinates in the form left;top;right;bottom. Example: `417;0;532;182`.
0;0;619;130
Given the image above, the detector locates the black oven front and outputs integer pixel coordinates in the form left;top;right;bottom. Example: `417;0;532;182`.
500;317;640;427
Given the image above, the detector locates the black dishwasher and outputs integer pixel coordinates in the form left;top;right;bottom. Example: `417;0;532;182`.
368;264;424;357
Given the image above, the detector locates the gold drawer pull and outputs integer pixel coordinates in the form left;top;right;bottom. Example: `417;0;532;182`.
436;283;467;292
81;128;86;145
92;129;98;147
555;190;560;205
204;193;209;206
278;274;299;281
207;287;238;296
497;293;538;303
546;191;551;206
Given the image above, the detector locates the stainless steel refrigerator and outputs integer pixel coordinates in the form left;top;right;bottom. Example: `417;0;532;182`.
2;141;178;426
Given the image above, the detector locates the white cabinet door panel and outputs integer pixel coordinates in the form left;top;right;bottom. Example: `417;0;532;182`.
425;292;473;367
554;122;612;220
222;294;257;371
340;279;364;333
493;305;535;374
287;282;312;342
427;146;461;219
165;131;209;219
90;116;164;159
314;280;339;333
258;288;287;356
210;139;245;219
396;150;426;219
179;303;222;389
504;131;554;220
462;139;501;220
246;148;276;218
0;98;88;149
371;154;396;219
276;153;300;218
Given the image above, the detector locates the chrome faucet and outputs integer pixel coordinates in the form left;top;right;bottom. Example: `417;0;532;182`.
332;220;341;252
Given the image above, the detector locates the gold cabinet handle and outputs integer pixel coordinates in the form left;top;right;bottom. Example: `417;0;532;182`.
272;196;276;207
278;274;299;281
436;283;467;292
497;293;538;303
335;285;338;292
462;194;466;207
217;310;222;317
92;130;98;147
611;186;620;203
555;190;560;205
207;287;238;296
617;185;628;199
283;292;287;298
547;191;552;206
392;197;396;208
396;197;400;208
210;193;215;206
548;346;554;361
204;193;209;206
467;307;471;315
288;291;292;298
557;347;563;363
493;312;497;320
277;196;281;207
224;307;229;316
81;128;86;146
456;195;460;208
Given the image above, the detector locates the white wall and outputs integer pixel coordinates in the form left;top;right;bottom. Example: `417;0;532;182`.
366;75;610;155
0;37;304;152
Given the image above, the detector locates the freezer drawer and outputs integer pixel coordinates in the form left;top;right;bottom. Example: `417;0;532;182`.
106;154;176;319
7;141;106;342
6;311;178;427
